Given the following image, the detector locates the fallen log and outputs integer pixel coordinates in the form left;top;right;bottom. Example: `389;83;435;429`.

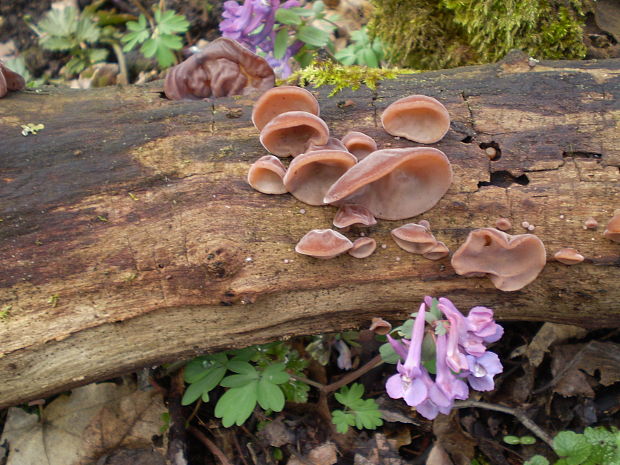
0;55;619;408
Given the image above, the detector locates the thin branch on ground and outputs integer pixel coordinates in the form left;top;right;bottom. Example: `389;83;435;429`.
453;400;553;448
188;426;234;465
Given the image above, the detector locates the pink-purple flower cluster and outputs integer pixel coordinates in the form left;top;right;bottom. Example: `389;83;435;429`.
219;0;303;77
385;297;503;420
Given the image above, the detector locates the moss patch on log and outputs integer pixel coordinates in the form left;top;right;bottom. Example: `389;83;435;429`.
369;0;589;70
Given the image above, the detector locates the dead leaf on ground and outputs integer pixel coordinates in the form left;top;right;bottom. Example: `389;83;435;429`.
426;442;453;465
511;323;587;367
287;442;337;465
432;414;475;465
0;381;167;465
552;341;620;398
353;432;408;465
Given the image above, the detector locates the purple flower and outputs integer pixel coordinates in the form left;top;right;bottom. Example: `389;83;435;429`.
435;334;469;402
414;369;453;420
385;303;429;407
438;299;470;372
466;352;503;391
466;306;503;342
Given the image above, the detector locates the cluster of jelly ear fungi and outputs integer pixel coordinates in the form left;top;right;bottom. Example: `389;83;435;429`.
245;83;617;291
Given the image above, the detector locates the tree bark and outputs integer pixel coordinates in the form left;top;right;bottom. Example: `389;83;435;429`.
0;55;619;408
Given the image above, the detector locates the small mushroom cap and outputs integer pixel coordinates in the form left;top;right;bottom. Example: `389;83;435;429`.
260;111;330;157
391;223;437;254
604;211;620;242
295;229;353;259
164;37;275;100
495;218;512;231
381;95;450;144
451;228;546;292
0;61;26;98
333;204;377;229
423;241;450;260
283;149;357;205
583;217;598;229
554;247;584;265
369;317;392;335
349;237;377;258
252;86;320;131
324;147;453;220
341;131;377;161
247;155;287;194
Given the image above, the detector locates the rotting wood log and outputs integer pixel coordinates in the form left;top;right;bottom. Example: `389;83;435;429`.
0;54;619;408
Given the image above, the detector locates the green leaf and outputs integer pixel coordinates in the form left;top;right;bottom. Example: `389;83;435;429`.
554;431;592;465
523;456;550;465
75;14;100;43
262;363;290;385
312;1;325;14
121;28;149;50
140;38;158;58
379;342;400;364
38;7;78;37
181;365;227;405
288;7;315;17
228;360;256;374
360;49;378;67
156;9;190;34
331;409;356;434
215;382;258;427
521;436;537;445
88;48;108;64
158;34;183;50
280;379;309;404
274;28;289;60
184;356;212;383
257;378;285;411
335;383;364;408
504;435;521;445
296;25;330;47
126;15;147;32
275;8;302;26
40;36;75;51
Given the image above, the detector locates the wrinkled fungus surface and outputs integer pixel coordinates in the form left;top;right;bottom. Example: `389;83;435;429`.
0;61;25;98
164;38;275;100
324;147;452;220
451;228;546;291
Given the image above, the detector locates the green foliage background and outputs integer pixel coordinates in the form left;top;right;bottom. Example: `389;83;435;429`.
368;0;590;70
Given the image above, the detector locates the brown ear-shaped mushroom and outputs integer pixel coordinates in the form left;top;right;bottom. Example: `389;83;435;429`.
0;61;26;98
603;210;620;242
164;38;275;100
381;95;450;144
247;155;287;194
391;223;437;254
554;247;584;265
349;237;377;258
260;111;329;157
333;204;377;229
451;228;546;292
423;241;450;260
252;86;319;131
324;147;452;220
341;131;377;161
307;137;349;154
283;150;356;205
295;229;353;259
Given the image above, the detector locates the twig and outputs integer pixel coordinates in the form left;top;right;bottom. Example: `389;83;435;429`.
289;355;384;393
453;400;553;448
188;426;234;465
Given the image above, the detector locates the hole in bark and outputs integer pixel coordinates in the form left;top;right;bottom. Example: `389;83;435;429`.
461;135;473;143
562;151;602;159
158;91;167;99
479;141;501;160
478;171;529;188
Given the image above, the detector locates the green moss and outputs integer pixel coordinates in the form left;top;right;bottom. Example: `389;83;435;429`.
369;0;589;70
283;60;417;96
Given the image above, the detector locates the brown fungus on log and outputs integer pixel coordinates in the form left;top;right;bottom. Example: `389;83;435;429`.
247;155;287;194
295;229;353;259
283;149;356;205
451;228;546;292
554;248;585;265
391;223;437;254
604;211;620;243
0;61;26;98
349;237;377;258
381;95;450;144
333;204;377;229
260;111;329;157
163;38;275;100
306;137;350;154
341;131;377;161
252;86;319;130
324;147;452;220
423;241;450;260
